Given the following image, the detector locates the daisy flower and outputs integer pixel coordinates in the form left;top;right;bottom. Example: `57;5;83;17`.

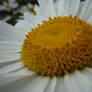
0;0;18;11
0;0;36;24
0;0;92;92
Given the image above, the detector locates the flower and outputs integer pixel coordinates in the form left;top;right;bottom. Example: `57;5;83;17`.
0;0;18;11
0;0;36;24
0;0;92;92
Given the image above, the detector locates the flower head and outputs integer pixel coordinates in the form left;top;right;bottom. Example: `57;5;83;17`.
0;0;92;92
21;16;92;77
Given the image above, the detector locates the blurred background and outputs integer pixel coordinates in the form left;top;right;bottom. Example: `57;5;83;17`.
0;0;39;25
0;0;85;25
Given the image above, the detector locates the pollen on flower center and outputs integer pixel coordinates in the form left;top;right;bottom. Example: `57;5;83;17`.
21;16;92;77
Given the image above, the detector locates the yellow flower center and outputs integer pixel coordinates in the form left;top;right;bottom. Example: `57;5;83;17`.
21;16;92;77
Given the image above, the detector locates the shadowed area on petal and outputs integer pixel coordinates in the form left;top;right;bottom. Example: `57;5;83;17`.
0;73;48;92
0;21;23;42
0;62;23;73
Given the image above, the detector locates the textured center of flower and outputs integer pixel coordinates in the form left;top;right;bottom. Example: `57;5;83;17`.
21;16;92;77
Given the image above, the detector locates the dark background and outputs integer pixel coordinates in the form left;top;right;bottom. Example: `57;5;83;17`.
0;0;85;25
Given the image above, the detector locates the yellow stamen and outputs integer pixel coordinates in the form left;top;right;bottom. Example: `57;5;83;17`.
5;3;10;8
29;6;36;16
21;16;92;77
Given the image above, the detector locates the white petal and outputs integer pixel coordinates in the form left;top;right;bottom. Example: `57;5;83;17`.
34;5;42;20
0;21;23;42
55;0;80;16
64;73;81;92
44;77;57;92
87;15;92;25
83;0;92;22
82;68;92;83
54;77;65;92
15;13;42;40
78;0;92;21
14;25;26;42
0;75;49;92
0;71;34;89
64;74;74;92
0;62;23;73
72;71;92;92
0;35;9;41
0;41;21;63
15;20;31;34
12;68;33;76
0;5;6;11
0;41;21;53
9;0;18;8
54;0;65;16
68;0;80;16
15;19;37;41
76;1;86;17
36;0;56;20
0;52;20;63
2;16;11;22
19;76;49;92
19;6;28;13
23;12;42;26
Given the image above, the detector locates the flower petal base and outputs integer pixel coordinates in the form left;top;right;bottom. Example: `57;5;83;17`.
21;16;92;77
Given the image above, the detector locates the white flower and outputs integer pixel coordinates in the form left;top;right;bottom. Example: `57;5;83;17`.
19;4;34;13
0;0;34;13
0;0;92;92
0;0;18;11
